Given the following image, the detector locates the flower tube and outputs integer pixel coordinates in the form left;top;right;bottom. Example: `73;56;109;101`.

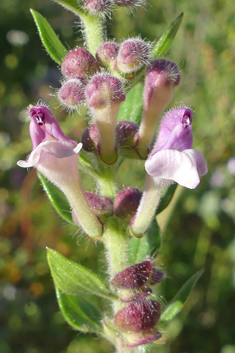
17;104;103;240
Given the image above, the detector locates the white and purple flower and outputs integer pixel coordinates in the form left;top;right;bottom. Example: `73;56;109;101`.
145;107;208;189
17;104;103;240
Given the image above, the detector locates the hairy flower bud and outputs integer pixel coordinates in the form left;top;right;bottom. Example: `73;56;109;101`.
114;300;161;333
81;124;99;153
114;187;142;222
115;0;142;6
86;73;125;108
85;0;113;15
137;59;180;151
149;269;165;285
96;42;120;70
112;260;152;289
86;73;125;164
61;48;100;80
116;38;150;76
85;192;113;216
58;79;86;109
116;121;139;147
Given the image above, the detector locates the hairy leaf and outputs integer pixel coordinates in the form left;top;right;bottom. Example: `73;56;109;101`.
56;287;103;333
128;218;161;264
151;12;184;58
38;173;73;223
156;184;178;215
31;9;68;64
117;83;143;124
47;248;116;300
160;269;204;322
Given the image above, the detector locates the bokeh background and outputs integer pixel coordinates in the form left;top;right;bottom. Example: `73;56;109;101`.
0;0;235;352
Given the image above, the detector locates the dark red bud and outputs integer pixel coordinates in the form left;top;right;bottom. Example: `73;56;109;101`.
114;300;161;333
114;187;142;222
112;260;152;289
149;269;165;285
81;124;99;153
116;121;139;148
85;192;113;216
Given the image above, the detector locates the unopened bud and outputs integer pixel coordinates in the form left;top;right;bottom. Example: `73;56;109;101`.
85;192;113;216
114;187;142;222
112;260;152;289
96;42;120;70
85;0;113;15
81;124;99;153
86;73;125;108
58;79;86;109
114;300;161;333
116;38;150;76
116;121;139;147
149;269;165;285
137;59;180;151
61;48;100;80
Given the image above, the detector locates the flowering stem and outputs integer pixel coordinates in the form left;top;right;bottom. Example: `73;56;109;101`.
81;15;105;56
130;176;163;237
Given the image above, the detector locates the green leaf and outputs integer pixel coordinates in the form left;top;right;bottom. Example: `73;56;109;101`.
156;184;178;215
30;9;68;64
38;173;73;224
56;287;103;333
160;269;204;322
128;218;161;264
151;12;184;58
52;0;85;17
47;248;116;301
117;83;143;124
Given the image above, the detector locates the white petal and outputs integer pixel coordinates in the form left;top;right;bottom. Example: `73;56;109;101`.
145;149;202;189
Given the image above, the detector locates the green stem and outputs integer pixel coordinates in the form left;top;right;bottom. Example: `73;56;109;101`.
81;15;105;56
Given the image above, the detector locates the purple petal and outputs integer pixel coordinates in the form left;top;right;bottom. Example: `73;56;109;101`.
152;108;193;153
29;105;76;151
145;149;207;189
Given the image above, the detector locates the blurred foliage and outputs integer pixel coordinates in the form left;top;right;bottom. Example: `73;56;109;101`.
0;0;235;353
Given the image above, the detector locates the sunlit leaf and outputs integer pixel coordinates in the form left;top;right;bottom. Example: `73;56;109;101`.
160;269;204;322
129;218;161;264
156;184;178;215
52;0;85;17
151;12;184;58
47;248;116;301
117;83;143;124
38;173;73;223
30;9;68;64
56;287;103;333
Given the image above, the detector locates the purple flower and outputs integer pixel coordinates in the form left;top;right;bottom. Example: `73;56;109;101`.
17;104;103;240
17;105;81;172
145;108;208;189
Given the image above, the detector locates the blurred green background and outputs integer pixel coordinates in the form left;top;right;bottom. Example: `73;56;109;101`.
0;0;235;352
